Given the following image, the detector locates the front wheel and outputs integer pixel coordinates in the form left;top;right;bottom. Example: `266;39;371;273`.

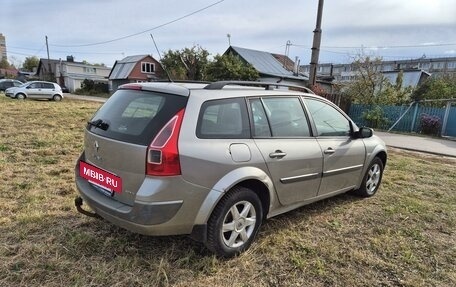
16;93;25;100
355;157;384;197
206;186;263;257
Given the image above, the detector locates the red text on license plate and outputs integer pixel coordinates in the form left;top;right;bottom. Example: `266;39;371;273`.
79;161;122;193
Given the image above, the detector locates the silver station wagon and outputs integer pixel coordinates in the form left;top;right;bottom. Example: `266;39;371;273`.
75;81;387;257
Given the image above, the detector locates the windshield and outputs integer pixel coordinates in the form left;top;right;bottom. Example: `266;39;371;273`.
19;83;29;88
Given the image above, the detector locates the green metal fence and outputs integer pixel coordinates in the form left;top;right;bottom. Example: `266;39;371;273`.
348;102;456;137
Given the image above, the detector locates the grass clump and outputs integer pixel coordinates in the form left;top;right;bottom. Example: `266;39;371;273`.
0;96;455;286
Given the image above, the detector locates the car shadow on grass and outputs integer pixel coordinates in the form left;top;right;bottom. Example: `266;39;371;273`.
2;191;367;285
62;191;364;260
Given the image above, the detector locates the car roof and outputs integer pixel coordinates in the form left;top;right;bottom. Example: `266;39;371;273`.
122;81;318;99
27;80;56;84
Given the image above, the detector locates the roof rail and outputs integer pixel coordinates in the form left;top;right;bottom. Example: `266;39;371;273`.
204;81;315;94
155;79;211;84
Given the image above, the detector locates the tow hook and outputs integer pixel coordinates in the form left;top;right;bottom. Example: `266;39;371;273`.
75;196;101;218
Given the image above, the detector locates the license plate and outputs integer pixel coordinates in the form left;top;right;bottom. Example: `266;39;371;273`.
79;161;122;194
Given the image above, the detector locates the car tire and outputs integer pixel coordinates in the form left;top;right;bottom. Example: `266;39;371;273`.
53;94;62;101
354;157;384;197
16;93;26;100
206;186;263;257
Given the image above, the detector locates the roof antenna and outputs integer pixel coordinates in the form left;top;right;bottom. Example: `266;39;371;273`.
150;34;173;82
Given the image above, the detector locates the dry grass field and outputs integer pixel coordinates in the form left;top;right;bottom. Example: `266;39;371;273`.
0;96;455;287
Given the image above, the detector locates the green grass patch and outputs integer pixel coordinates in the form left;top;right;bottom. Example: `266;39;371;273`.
0;96;455;286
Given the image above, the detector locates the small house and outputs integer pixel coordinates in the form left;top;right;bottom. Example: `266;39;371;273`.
108;55;165;91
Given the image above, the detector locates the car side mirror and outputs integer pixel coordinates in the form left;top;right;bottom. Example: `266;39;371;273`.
354;127;373;139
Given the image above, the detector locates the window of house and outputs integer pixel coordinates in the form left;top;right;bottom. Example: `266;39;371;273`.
447;61;456;69
432;62;444;69
382;65;392;71
419;62;430;69
141;62;155;74
84;67;96;74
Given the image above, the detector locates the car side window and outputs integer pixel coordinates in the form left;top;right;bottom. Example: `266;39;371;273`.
42;83;54;89
304;98;350;137
29;83;41;89
197;98;250;139
250;97;310;137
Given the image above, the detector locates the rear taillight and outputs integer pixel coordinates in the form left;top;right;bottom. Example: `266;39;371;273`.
146;109;185;176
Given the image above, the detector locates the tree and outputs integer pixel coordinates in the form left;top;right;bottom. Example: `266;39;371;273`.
343;56;387;105
411;75;456;102
0;57;10;69
342;56;415;128
343;56;412;105
161;45;209;81
205;54;259;81
22;56;39;72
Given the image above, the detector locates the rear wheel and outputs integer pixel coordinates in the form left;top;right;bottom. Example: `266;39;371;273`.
355;157;384;197
16;93;25;100
206;186;263;257
53;94;62;101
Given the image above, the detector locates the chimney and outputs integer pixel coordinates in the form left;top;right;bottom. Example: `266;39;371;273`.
66;55;74;62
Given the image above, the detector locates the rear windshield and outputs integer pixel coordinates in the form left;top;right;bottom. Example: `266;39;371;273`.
87;89;187;145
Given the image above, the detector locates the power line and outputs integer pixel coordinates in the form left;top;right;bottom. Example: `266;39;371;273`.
7;45;123;55
291;43;456;49
7;50;37;57
50;0;226;48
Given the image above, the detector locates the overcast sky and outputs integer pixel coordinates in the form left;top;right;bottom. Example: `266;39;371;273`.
2;0;455;68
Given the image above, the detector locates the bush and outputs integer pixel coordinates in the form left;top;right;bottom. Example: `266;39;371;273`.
77;79;109;96
362;106;389;129
420;113;441;136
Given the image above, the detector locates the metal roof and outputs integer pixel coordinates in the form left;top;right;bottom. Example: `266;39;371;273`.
382;70;431;89
228;46;306;80
109;55;149;80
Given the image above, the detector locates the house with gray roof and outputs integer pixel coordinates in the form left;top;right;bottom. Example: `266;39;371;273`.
109;55;165;91
225;46;309;87
37;56;111;92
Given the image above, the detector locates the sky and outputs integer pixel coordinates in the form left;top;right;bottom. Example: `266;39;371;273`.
1;0;456;68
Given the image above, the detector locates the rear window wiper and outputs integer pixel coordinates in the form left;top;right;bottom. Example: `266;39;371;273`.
87;119;109;131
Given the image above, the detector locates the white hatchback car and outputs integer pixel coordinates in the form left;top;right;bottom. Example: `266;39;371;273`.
6;81;63;101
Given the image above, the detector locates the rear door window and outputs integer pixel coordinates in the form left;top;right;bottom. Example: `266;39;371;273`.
250;97;311;137
42;83;55;89
87;89;187;145
196;98;250;139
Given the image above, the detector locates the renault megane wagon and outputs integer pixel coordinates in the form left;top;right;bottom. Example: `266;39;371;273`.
75;81;387;257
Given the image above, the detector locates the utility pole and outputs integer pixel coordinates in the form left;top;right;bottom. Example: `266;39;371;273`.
284;40;291;69
309;0;324;87
45;35;52;81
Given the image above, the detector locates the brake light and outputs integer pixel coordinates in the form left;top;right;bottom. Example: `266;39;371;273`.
146;109;185;176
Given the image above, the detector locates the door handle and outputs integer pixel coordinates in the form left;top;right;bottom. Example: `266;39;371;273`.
269;150;287;158
324;148;336;155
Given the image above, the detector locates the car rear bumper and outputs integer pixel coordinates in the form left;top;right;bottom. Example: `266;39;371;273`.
74;155;210;236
